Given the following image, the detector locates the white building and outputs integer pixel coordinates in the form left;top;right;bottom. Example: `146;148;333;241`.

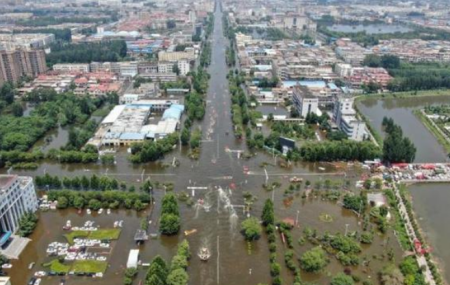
157;62;173;74
0;277;11;285
292;86;318;118
335;63;353;77
177;60;190;76
333;98;367;141
0;175;38;234
53;63;90;73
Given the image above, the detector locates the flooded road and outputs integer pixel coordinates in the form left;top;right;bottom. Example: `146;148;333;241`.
4;4;415;285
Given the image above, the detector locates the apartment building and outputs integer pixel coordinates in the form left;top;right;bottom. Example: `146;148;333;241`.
0;49;47;86
292;86;319;118
333;98;366;141
0;175;38;235
53;63;90;73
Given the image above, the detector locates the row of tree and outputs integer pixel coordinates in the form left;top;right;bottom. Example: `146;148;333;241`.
47;190;151;211
144;240;190;285
46;41;127;66
35;173;128;192
129;133;179;163
382;117;416;163
159;194;181;235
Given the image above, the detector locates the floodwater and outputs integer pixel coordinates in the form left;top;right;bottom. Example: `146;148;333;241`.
5;3;406;285
328;24;412;34
357;95;450;162
409;184;450;283
359;95;450;284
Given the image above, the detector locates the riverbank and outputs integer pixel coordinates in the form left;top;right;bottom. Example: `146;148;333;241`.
413;109;450;154
355;89;450;102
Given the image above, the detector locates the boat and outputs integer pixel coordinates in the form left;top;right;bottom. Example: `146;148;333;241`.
87;209;91;215
184;229;197;236
98;208;103;215
113;221;119;228
1;264;12;269
28;262;35;269
318;167;326;171
107;209;111;215
289;177;303;183
198;247;211;261
35;278;42;285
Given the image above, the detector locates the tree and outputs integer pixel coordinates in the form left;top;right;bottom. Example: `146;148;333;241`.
11;102;23;117
57;196;69;209
362;54;381;67
171;255;188;271
88;199;102;210
180;128;190;146
146;256;168;285
173;64;180;76
166;20;176;29
166;268;188;285
331;273;355;285
73;196;85;209
240;217;262;241
382;118;416;163
160;213;181;235
261;199;275;226
380;264;404;285
299;247;328;273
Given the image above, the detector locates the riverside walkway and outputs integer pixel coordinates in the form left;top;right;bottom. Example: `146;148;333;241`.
392;183;436;285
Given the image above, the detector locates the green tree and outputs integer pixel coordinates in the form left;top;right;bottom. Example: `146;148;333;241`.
261;199;275;226
166;268;188;285
160;213;181;235
73;196;85;209
57;196;69;209
11;102;23;117
240;217;262;241
299;246;328;273
331;273;355;285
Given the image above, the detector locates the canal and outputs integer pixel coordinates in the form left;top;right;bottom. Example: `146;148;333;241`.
358;95;450;284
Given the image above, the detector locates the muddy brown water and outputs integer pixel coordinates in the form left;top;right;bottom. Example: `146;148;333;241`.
3;5;437;285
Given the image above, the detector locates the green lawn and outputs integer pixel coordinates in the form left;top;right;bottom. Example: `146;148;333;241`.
64;229;121;244
72;260;108;273
89;229;121;240
43;259;70;273
64;230;90;244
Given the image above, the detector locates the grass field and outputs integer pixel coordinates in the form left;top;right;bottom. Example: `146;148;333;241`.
72;260;108;273
64;229;121;244
43;259;70;273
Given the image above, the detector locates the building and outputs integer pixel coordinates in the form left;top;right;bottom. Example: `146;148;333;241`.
333;98;367;141
53;64;90;73
0;34;55;50
292;85;318;118
0;277;11;285
335;63;353;77
158;49;195;61
177;60;190;76
0;175;38;235
0;49;47;87
88;100;184;147
127;249;140;268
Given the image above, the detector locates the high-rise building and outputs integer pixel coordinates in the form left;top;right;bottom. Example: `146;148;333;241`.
0;49;46;86
0;175;38;235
